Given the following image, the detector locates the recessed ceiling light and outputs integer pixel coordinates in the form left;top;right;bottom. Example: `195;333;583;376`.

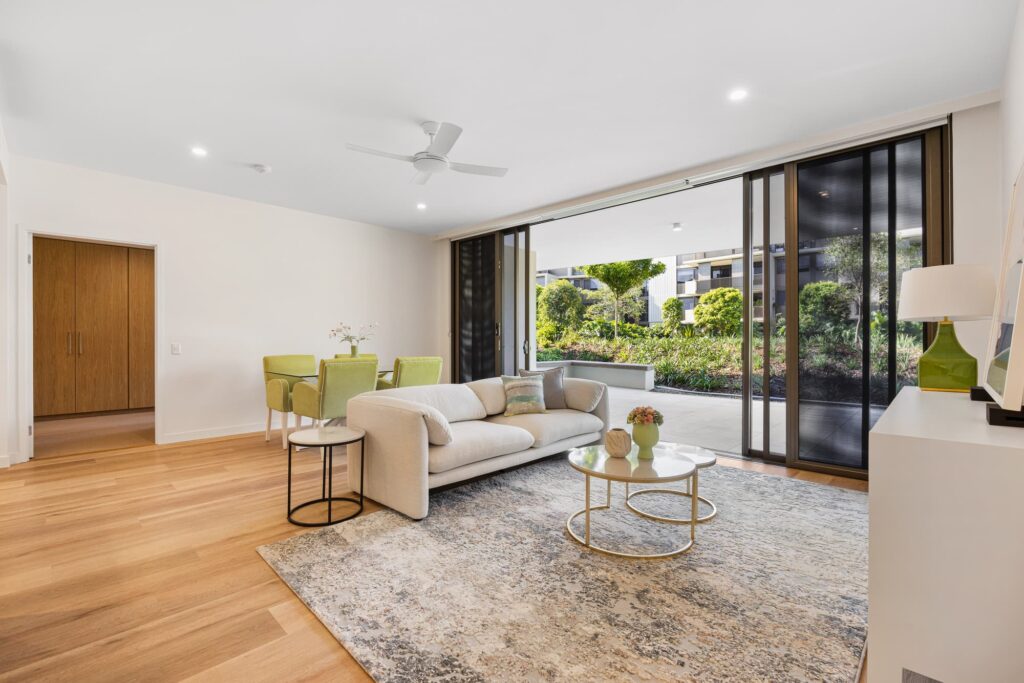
190;146;208;157
672;222;683;232
416;202;427;211
728;88;748;102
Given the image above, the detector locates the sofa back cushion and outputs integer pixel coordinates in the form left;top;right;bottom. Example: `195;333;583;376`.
564;377;606;413
373;383;487;423
519;366;566;409
466;377;507;416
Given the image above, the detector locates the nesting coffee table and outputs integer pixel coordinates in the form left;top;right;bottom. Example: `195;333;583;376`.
566;441;717;559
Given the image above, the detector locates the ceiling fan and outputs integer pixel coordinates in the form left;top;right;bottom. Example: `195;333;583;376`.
346;121;508;185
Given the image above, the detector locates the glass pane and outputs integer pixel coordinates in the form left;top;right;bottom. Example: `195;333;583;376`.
458;235;497;382
797;153;865;468
750;176;764;452
501;232;516;374
768;170;787;455
894;139;925;395
869;148;889;424
516;229;529;370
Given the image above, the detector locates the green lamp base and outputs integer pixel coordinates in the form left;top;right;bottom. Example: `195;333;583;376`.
918;320;977;393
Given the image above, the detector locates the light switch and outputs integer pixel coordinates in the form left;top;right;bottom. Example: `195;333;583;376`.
170;343;182;355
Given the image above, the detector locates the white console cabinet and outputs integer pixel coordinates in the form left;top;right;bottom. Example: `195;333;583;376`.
868;387;1024;682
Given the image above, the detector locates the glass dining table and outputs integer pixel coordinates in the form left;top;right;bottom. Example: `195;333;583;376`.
268;368;390;383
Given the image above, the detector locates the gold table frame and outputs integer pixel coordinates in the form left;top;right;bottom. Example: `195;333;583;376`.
565;464;698;560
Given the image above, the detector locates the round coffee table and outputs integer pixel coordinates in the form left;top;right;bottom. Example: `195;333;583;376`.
287;426;365;527
626;443;718;524
566;443;697;559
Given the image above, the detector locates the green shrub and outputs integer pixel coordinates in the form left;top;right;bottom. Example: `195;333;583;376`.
799;281;851;335
661;297;684;335
693;287;742;336
537;279;584;337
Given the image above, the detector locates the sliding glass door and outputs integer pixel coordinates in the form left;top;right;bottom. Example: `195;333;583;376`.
789;135;928;470
744;169;787;459
453;226;531;383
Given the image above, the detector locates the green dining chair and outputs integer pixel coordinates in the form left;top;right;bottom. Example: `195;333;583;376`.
292;357;378;424
264;354;316;449
377;356;443;390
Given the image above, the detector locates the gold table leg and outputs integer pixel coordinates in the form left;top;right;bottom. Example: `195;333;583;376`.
625;469;717;524
566;477;694;560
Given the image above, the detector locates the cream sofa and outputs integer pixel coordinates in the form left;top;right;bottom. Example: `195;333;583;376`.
347;376;609;519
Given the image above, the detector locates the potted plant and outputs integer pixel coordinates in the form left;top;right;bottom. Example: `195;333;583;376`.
626;406;664;459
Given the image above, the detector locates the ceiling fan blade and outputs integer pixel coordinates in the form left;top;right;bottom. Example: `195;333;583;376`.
426;122;463;155
412;171;432;185
346;143;414;163
449;161;508;178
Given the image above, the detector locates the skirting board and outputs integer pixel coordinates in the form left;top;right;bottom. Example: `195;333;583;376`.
0;454;10;468
159;421;269;445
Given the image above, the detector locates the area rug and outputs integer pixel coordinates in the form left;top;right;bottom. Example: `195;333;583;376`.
258;459;867;682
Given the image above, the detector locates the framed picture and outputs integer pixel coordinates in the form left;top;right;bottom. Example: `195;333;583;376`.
983;164;1024;410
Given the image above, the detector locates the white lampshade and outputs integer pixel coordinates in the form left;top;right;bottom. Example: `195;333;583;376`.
897;264;995;322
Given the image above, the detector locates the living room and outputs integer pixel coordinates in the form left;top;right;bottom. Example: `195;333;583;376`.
1;1;1022;681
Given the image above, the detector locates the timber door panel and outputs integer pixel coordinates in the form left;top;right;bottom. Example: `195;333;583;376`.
128;248;155;409
75;242;129;412
33;237;77;416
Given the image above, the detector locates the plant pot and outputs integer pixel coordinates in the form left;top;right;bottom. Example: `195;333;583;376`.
350;344;359;358
604;428;632;458
632;423;659;459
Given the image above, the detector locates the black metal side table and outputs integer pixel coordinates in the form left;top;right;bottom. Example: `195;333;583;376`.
287;426;366;527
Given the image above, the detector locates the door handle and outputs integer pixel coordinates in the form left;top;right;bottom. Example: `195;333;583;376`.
67;332;72;355
78;332;83;356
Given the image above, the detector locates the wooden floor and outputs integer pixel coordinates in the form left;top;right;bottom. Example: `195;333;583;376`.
0;431;867;682
34;410;155;459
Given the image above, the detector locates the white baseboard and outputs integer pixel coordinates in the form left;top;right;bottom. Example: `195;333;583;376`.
0;454;9;468
158;421;266;445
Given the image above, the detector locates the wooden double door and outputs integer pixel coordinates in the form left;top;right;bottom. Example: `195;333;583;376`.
33;237;154;416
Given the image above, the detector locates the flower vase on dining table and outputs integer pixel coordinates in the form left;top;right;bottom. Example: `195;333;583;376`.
349;344;359;358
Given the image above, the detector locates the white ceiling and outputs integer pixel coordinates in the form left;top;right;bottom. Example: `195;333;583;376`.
533;178;743;270
0;0;1016;234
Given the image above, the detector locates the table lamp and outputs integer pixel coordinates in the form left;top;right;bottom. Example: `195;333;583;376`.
898;264;995;392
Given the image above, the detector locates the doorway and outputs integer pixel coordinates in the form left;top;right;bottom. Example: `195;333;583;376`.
32;236;155;458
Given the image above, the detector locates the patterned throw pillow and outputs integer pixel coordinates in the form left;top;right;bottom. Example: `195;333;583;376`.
519;366;566;409
502;375;546;416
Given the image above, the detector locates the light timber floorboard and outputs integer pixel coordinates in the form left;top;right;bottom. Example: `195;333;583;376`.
0;430;867;682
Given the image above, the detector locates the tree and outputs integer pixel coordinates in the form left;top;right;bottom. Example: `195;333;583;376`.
537;279;584;335
586;284;647;328
823;234;920;341
693;287;742;336
662;296;684;335
798;281;851;336
580;259;667;338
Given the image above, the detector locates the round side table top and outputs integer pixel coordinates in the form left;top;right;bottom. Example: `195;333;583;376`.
670;442;717;468
288;426;365;447
568;442;697;484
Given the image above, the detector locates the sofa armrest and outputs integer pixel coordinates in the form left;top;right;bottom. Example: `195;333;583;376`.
347;394;432;519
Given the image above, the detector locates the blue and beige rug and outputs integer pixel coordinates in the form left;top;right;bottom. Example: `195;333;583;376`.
258;459;867;682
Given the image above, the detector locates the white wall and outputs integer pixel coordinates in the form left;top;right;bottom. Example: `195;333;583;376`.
6;157;442;457
646;257;677;324
0;117;12;468
952;102;1004;361
1003;0;1024;214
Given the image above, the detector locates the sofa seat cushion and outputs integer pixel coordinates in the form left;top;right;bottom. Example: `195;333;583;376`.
428;421;535;473
487;409;604;448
